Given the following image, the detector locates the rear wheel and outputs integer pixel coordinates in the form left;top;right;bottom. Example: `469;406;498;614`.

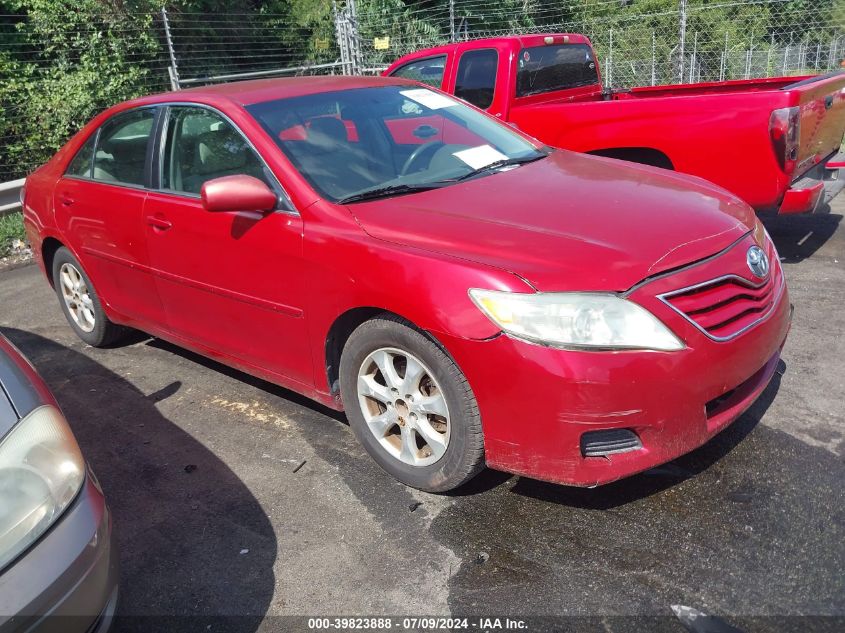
339;315;485;492
52;247;125;347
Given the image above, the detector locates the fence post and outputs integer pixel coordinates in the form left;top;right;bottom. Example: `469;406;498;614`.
744;32;753;80
766;34;773;77
449;0;456;43
651;31;656;86
605;29;613;88
333;1;362;75
719;31;727;81
677;0;687;83
161;7;181;90
689;31;697;83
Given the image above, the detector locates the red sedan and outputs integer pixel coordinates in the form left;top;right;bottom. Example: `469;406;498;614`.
21;76;790;492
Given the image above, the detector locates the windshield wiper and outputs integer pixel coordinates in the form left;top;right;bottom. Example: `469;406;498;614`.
337;183;445;204
450;152;549;182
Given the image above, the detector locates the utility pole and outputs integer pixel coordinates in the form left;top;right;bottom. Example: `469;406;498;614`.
161;7;181;91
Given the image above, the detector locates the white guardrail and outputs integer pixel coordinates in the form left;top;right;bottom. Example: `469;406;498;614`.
0;179;25;217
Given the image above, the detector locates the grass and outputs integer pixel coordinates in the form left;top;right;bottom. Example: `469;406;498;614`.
0;211;26;258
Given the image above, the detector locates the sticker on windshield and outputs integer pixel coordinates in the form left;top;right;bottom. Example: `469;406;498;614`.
400;88;458;110
453;145;508;170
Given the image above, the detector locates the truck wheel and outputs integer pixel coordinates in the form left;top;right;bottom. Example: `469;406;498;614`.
339;315;485;492
52;247;125;347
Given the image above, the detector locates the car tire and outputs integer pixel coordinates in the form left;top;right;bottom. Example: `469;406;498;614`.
51;247;125;347
339;315;485;492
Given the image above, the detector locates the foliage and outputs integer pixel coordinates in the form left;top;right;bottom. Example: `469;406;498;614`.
0;0;841;182
0;212;26;258
0;0;162;180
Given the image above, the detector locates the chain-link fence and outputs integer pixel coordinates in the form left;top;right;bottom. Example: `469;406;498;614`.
345;0;845;85
1;0;843;184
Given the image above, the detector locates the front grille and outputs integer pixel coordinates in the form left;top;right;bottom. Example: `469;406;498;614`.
580;429;642;457
659;259;784;341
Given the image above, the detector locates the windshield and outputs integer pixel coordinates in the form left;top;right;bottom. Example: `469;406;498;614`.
516;44;599;97
246;85;544;203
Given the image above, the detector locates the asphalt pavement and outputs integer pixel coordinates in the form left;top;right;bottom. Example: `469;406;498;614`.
0;201;842;633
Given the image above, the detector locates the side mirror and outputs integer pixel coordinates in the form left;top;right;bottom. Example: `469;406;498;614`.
200;174;278;213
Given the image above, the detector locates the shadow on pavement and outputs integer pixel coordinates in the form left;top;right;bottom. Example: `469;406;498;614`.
145;337;347;424
762;209;842;263
0;328;277;633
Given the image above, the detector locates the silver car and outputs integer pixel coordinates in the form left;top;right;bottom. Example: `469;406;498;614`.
0;334;118;632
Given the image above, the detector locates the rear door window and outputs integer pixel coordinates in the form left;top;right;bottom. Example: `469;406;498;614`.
516;44;598;97
454;49;498;110
93;109;156;186
389;55;447;88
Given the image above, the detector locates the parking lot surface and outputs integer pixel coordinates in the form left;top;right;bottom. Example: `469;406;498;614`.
1;201;843;632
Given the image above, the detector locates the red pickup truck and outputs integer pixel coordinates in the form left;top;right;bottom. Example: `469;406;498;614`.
384;33;845;214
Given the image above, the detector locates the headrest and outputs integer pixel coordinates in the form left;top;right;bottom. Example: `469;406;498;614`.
195;130;247;175
307;117;348;149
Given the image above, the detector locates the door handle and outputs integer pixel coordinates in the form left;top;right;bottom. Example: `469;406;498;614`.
146;215;173;231
59;195;74;206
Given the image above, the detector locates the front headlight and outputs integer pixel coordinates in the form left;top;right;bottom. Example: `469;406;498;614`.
0;405;85;572
469;289;684;351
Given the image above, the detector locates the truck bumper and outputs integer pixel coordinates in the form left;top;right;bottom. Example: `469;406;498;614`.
778;151;845;214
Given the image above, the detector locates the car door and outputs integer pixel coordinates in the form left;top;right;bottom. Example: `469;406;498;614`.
53;107;165;327
143;104;312;386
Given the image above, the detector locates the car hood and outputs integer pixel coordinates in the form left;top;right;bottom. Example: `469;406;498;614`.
346;150;755;292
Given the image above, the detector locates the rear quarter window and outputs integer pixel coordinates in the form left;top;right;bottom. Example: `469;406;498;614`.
65;133;97;178
516;44;598;97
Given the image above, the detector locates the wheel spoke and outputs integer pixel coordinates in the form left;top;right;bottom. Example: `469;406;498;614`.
414;417;447;459
367;411;395;438
81;307;95;326
401;356;426;396
399;425;418;464
372;349;402;390
416;393;448;418
60;270;75;293
358;374;391;405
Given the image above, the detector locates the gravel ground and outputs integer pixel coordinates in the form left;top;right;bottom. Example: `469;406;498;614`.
0;199;842;633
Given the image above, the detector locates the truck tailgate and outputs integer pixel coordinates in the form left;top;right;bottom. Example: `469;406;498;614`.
789;72;845;176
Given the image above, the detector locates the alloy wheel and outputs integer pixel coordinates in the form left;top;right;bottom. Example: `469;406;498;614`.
356;347;450;467
59;263;96;333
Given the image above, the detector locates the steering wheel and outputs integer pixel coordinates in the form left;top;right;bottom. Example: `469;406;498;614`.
400;141;445;176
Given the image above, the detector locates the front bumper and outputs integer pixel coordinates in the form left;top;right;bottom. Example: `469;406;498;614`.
778;151;845;214
439;234;792;487
0;469;119;633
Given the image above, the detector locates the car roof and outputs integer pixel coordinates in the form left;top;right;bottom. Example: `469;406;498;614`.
128;75;417;109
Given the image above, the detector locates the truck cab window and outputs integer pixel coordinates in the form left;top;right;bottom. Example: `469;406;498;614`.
454;49;498;110
516;44;598;97
389;55;447;88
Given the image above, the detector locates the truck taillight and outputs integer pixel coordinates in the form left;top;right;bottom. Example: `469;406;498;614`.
769;106;800;174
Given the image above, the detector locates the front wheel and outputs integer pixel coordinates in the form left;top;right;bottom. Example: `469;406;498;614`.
339;315;485;492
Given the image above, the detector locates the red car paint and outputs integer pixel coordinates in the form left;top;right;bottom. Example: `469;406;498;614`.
384;34;845;214
22;75;790;487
